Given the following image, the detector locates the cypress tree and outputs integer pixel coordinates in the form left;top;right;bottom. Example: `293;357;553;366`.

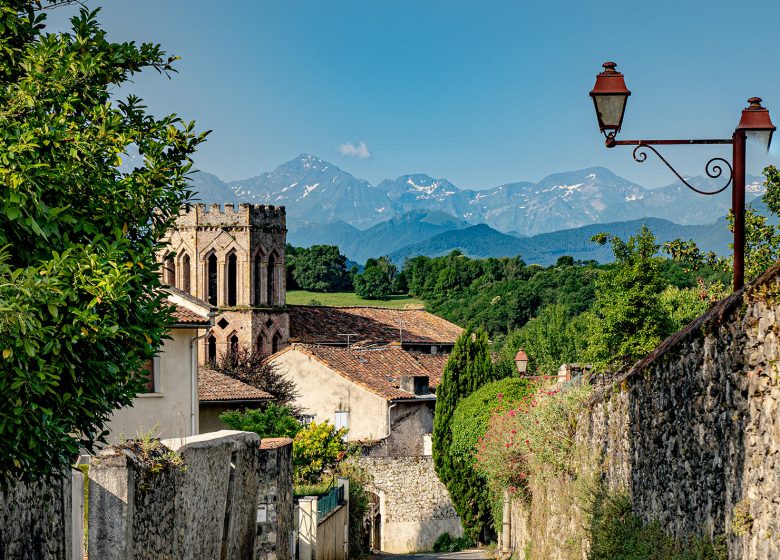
432;327;499;542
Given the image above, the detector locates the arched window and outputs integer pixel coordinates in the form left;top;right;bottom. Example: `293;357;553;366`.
254;251;264;306
227;253;237;307
164;257;176;287
207;335;217;363
207;253;218;306
267;253;276;306
257;333;267;354
272;331;282;354
181;253;191;294
229;333;239;356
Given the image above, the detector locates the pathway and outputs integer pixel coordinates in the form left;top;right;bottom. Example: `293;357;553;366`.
373;549;491;560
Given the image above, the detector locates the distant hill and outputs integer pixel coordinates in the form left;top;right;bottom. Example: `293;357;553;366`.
387;217;732;266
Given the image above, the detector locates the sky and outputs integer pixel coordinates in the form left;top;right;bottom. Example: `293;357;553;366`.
45;0;780;189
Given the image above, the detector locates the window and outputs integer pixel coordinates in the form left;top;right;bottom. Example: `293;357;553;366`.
272;331;282;354
257;333;267;355
253;252;264;306
207;253;218;306
139;357;160;394
267;253;276;306
334;411;349;437
181;253;191;294
164;257;176;287
229;334;239;355
207;335;217;362
227;253;237;306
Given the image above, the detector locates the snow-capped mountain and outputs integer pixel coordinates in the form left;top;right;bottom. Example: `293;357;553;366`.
186;154;764;236
225;154;392;228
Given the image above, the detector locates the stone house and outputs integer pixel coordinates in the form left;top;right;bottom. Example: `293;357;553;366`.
270;343;440;454
103;287;214;443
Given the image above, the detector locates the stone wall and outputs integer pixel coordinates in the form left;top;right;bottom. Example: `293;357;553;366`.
256;438;294;560
89;430;278;560
359;456;462;553
0;470;81;560
364;401;434;458
506;264;780;559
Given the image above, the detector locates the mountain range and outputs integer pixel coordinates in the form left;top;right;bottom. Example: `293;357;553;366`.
185;153;764;264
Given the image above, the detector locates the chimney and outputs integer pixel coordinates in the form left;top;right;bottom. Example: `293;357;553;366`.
400;375;430;396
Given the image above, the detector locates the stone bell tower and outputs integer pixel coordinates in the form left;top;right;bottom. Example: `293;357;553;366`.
162;203;289;362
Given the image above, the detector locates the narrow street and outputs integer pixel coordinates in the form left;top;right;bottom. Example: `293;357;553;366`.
373;550;491;560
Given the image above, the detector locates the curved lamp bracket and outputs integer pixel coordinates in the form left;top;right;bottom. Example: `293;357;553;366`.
631;144;732;195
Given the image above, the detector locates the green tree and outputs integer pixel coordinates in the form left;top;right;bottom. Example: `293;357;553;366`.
289;245;352;292
666;165;780;285
293;421;348;484
586;226;672;371
210;345;300;413
219;404;302;439
499;304;590;376
354;256;397;300
433;328;499;543
0;3;206;484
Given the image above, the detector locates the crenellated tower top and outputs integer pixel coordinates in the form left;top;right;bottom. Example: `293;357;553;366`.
175;203;286;231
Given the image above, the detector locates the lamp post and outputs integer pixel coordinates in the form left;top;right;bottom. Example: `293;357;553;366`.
589;62;776;291
514;349;528;376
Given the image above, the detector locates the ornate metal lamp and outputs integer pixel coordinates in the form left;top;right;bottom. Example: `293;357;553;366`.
590;62;774;290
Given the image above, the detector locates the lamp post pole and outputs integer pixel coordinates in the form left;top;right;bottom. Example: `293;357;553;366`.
589;63;775;291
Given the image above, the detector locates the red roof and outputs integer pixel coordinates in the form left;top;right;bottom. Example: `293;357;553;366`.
172;305;211;326
288;306;462;345
410;353;450;389
277;344;438;401
198;367;273;403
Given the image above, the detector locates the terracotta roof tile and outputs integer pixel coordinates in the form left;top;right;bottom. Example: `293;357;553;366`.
284;344;438;401
410;353;450;389
288;306;462;345
198;367;273;402
172;305;211;326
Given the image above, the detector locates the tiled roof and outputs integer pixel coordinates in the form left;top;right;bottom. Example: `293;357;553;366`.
198;367;273;402
287;306;463;345
172;305;212;326
280;344;438;401
410;353;450;389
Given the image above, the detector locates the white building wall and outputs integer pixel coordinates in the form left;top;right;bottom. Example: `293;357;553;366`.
271;349;389;441
104;327;199;443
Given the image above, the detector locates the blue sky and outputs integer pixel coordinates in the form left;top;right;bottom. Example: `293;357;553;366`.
46;1;780;189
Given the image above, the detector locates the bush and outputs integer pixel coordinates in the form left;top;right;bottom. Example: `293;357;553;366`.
587;490;727;560
432;532;474;552
451;378;534;460
219;404;302;439
292;421;348;484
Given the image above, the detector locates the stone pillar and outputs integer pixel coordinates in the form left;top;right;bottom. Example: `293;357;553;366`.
297;497;318;560
88;450;134;560
256;438;294;560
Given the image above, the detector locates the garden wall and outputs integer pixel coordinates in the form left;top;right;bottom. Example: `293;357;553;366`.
506;264;780;559
359;456;462;553
256;437;294;560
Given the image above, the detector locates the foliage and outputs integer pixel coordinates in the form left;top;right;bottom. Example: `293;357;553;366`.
433;328;500;543
586;226;672;371
0;3;206;484
219;404;302;439
497;304;591;377
432;532;474;552
335;460;373;557
286;244;353;292
587;490;727;560
292;421;348;484
659;286;711;333
666;165;780;285
354;256;397;300
475;383;592;494
210;345;300;413
292;480;332;498
451;378;534;460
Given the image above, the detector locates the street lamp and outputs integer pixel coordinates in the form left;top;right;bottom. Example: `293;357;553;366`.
514;349;528;376
589;62;776;290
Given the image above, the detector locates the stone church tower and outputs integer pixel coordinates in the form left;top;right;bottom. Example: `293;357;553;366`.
162;203;289;362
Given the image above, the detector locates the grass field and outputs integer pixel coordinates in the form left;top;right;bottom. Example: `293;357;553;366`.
286;290;425;309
